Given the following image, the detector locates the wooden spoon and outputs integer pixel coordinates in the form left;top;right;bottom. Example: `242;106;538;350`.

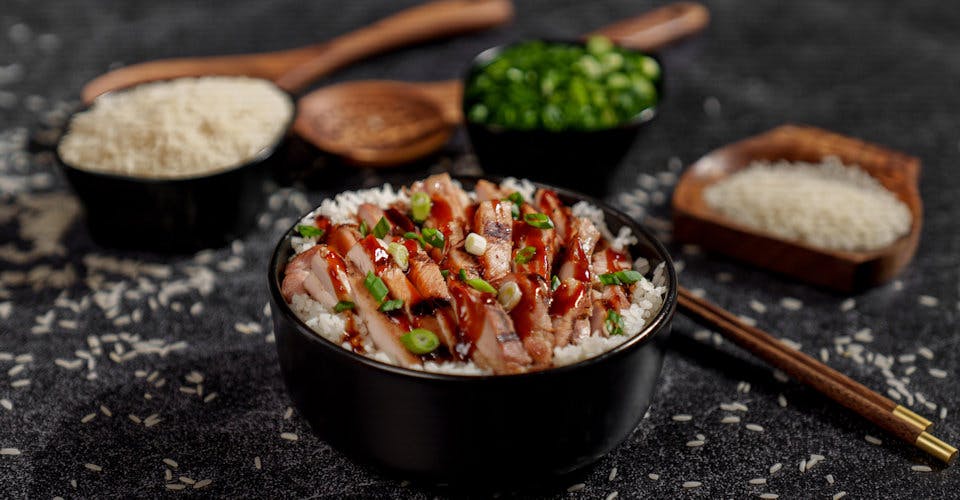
671;124;923;292
81;0;514;104
293;2;710;167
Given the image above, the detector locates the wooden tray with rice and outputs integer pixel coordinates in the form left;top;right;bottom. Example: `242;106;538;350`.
671;124;922;293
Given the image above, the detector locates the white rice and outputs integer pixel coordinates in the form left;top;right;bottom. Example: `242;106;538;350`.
287;183;668;375
58;76;293;178
703;156;911;252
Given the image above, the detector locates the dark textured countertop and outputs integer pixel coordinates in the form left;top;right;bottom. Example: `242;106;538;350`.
1;0;958;498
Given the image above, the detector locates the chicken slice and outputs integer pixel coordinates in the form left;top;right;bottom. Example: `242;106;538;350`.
448;279;531;374
474;200;513;284
507;273;555;367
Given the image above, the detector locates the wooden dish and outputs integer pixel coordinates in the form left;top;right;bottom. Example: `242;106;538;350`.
671;124;922;292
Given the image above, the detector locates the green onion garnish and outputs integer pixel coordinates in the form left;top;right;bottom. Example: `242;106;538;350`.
441;269;450;279
403;231;425;247
363;271;389;302
598;270;644;286
524;212;554;229
515;245;537;264
466;277;497;295
614;270;643;284
359;220;369;237
459;269;467;281
372;217;391;239
605;309;624;336
551;275;561;291
400;328;440;355
379;299;404;312
386;242;409;270
421;227;445;248
296;225;324;238
410;192;432;223
333;301;354;313
507;192;524;207
598;273;621;286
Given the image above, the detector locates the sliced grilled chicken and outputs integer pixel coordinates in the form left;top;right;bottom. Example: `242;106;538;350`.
535;189;574;243
475;179;505;202
549;279;593;347
403;240;460;354
357;203;386;233
507;273;555;367
512;204;558;280
346;235;423;308
448;279;531;374
345;267;421;368
327;224;361;256
281;245;323;302
558;216;600;282
474;200;513;284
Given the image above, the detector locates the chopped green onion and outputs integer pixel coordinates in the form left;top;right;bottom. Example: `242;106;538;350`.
598;273;621;286
387;242;409;271
359;220;369;237
441;269;450;279
515;245;537;264
551;275;561;291
614;270;643;284
466;277;497;295
498;281;521;311
403;231;425;247
524;212;554;229
400;328;440;355
605;309;624;336
598;270;644;286
296;225;324;238
333;301;354;313
372;217;391;239
379;299;404;312
421;227;445;248
363;271;389;302
465;232;487;256
410;192;432;223
459;269;468;281
507;192;524;206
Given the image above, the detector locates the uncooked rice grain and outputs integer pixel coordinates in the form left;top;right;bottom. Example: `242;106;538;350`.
703;157;911;251
865;435;882;445
58;77;293;178
746;424;764;432
280;432;298;441
566;483;586;492
682;481;702;489
911;465;932;472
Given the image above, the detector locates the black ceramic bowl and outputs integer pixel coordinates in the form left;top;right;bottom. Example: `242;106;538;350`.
56;80;295;253
463;42;662;196
267;176;677;483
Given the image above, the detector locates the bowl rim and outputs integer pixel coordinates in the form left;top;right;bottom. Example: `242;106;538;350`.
55;76;296;184
461;39;663;134
267;174;678;381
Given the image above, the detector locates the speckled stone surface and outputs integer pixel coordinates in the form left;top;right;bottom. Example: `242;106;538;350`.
1;0;958;498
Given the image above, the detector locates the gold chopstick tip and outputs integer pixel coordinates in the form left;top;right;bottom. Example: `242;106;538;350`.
915;431;958;464
894;405;934;430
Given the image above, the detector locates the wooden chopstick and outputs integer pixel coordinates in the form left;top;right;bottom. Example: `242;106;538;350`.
677;286;957;464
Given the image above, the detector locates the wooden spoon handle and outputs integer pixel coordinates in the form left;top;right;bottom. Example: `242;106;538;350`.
274;0;513;92
415;80;464;125
81;0;513;103
586;2;709;52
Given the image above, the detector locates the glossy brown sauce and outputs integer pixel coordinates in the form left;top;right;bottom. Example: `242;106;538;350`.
343;315;365;354
430;196;454;227
320;248;351;298
513;221;552;279
359;235;391;274
509;275;548;340
448;281;496;357
549;280;587;317
384;207;415;233
604;248;629;272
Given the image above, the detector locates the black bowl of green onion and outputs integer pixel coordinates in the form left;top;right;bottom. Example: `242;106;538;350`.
463;36;662;195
